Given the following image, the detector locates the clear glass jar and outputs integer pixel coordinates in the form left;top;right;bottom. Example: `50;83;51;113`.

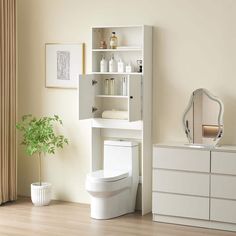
104;79;109;95
109;78;115;95
122;77;127;96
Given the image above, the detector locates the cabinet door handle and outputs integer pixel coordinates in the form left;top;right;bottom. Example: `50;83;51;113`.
92;80;97;86
130;96;133;99
92;107;97;113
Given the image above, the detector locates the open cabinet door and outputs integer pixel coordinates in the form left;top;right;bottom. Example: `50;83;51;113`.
78;74;95;120
128;75;142;122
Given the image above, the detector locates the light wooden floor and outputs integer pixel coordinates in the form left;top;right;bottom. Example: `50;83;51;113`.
0;198;235;236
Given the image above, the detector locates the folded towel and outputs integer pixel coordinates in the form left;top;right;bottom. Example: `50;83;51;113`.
102;110;128;120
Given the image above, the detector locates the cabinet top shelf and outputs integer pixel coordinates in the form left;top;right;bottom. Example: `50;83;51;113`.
92;48;142;52
92;25;145;29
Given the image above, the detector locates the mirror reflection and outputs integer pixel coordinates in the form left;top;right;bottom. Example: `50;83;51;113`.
183;88;224;146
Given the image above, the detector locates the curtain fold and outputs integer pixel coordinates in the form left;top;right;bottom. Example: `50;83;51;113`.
0;0;17;204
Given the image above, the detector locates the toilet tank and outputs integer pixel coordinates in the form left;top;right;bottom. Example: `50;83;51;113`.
104;140;139;175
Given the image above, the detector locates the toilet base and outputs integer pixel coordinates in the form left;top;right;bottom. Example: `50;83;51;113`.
90;188;134;220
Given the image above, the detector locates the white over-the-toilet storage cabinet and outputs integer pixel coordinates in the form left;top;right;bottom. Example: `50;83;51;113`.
153;143;236;231
78;25;152;215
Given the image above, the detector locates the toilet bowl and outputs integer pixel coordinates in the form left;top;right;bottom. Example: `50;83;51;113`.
86;140;139;219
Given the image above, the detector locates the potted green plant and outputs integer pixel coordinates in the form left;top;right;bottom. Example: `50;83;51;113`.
16;114;68;206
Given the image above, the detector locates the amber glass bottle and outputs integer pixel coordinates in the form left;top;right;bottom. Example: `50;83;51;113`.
109;32;118;49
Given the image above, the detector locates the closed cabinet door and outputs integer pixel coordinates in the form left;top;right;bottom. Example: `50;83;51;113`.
128;75;142;122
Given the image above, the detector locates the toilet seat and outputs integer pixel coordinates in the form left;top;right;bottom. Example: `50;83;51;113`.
87;170;129;182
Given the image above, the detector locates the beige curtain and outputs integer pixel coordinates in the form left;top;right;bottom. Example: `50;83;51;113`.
0;0;17;204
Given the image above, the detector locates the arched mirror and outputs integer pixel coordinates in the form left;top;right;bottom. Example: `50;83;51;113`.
183;88;224;146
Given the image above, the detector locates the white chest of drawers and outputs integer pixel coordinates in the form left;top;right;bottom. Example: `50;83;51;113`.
153;143;236;232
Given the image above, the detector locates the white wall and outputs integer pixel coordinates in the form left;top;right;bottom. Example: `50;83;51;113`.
17;0;236;203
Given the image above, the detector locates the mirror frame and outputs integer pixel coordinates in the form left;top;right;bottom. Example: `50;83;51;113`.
182;88;224;146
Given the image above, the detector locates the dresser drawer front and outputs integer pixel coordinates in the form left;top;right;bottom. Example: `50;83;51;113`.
211;199;236;224
211;151;236;175
152;192;209;220
153;147;210;172
153;169;209;196
211;175;236;200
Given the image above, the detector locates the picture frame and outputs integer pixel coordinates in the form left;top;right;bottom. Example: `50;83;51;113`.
45;43;85;89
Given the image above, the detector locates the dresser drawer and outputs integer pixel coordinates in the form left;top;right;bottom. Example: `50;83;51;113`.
153;169;209;196
152;192;209;220
153;147;210;172
211;175;236;200
211;151;236;175
211;199;236;224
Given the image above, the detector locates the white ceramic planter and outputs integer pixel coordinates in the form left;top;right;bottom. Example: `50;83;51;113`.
31;182;52;206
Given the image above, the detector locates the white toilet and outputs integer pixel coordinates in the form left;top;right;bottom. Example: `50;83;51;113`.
86;140;139;219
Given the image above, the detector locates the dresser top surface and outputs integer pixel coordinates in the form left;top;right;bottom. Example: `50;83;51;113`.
154;142;236;153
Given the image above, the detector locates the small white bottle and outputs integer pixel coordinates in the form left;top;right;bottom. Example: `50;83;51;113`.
109;54;117;73
100;56;108;72
117;58;124;73
125;62;132;73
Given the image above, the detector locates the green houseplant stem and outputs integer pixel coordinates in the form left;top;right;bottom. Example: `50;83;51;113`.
16;114;68;186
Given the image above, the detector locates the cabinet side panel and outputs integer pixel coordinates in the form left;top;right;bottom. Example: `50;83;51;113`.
91;128;103;171
142;25;153;215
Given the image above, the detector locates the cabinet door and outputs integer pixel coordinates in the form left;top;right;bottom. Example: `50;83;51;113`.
78;74;98;120
128;75;141;122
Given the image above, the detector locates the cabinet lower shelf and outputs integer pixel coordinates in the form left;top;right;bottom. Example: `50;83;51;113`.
92;118;142;130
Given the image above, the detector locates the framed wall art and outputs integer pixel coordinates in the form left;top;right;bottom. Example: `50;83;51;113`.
45;43;85;88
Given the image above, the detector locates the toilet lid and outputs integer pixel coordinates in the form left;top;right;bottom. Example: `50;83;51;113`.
88;170;129;182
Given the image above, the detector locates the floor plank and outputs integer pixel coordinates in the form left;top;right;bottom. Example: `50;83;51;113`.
0;198;235;236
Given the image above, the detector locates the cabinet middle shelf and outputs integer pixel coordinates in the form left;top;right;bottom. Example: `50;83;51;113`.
96;95;128;99
92;72;142;75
